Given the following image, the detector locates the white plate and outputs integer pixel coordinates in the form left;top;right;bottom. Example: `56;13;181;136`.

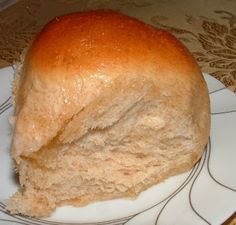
0;66;235;225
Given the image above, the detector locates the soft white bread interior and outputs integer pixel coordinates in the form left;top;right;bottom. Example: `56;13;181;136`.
7;10;210;217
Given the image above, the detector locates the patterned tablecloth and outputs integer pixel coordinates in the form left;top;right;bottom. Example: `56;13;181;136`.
0;0;235;224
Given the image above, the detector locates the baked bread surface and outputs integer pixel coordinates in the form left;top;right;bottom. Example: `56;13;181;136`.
8;10;210;217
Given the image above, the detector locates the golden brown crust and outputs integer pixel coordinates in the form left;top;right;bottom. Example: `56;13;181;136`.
29;10;200;80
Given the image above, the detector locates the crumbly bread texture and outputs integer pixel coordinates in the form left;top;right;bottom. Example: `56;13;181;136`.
7;10;210;217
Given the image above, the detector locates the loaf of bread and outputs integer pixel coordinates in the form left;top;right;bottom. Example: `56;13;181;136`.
7;10;210;217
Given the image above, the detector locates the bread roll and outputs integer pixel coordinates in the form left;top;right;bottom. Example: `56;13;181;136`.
7;10;210;217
